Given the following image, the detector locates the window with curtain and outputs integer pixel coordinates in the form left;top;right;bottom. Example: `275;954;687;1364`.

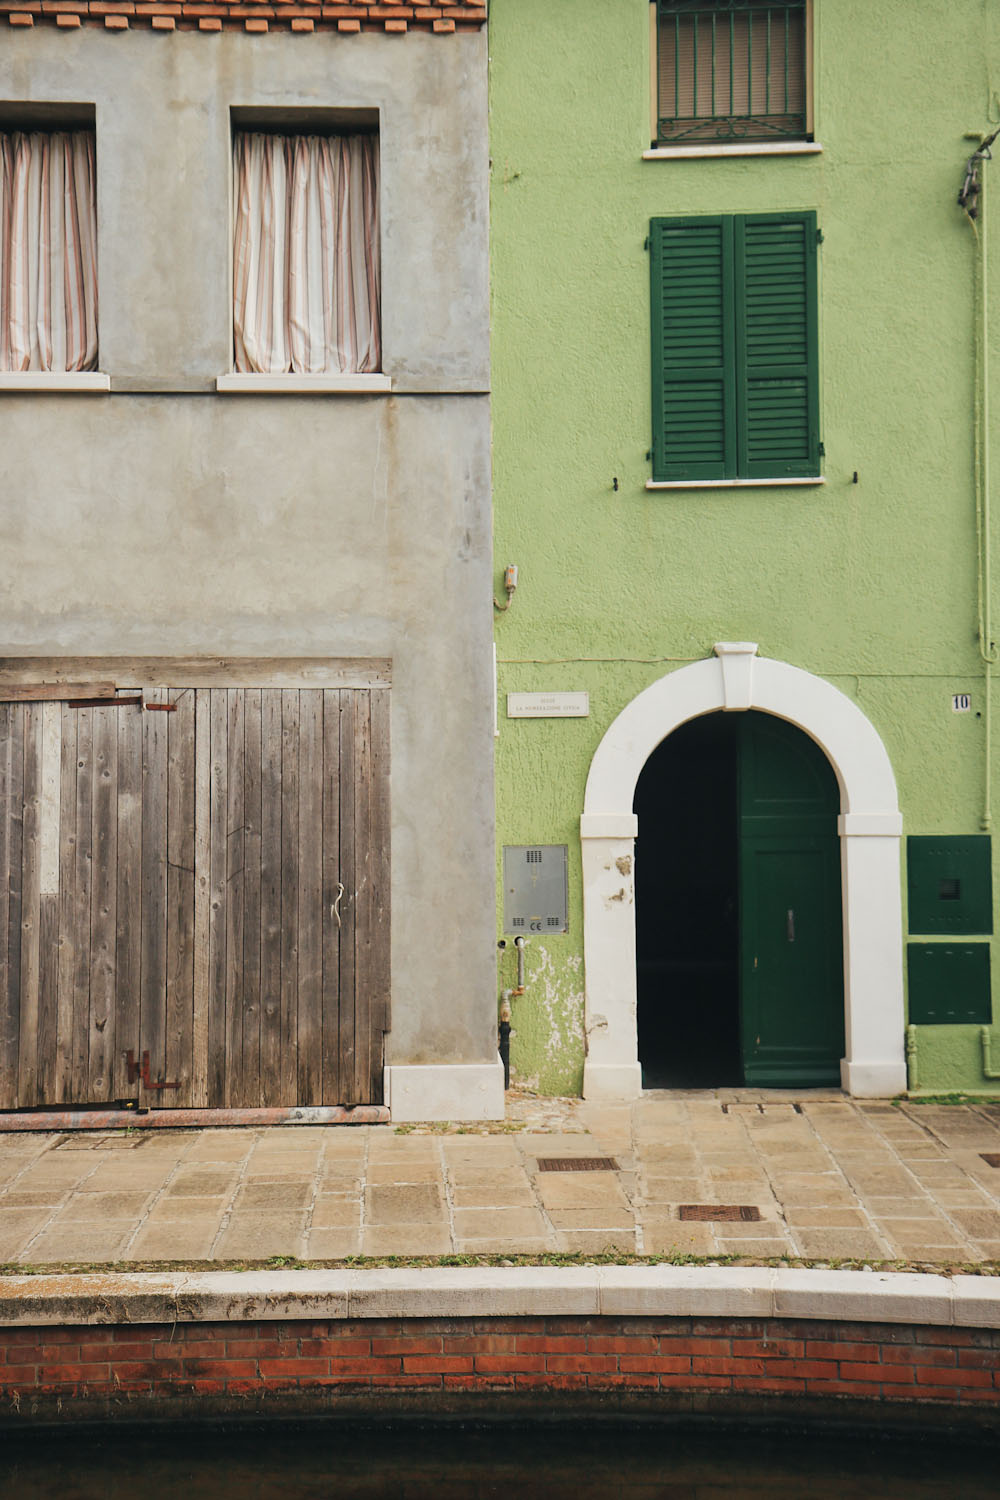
232;131;381;376
0;130;98;373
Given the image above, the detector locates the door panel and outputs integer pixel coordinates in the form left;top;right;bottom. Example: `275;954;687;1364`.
738;714;844;1086
0;685;390;1111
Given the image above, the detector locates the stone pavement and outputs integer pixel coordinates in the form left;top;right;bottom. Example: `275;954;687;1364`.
3;1091;1000;1268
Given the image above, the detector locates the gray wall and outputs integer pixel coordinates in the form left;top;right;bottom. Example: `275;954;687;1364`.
0;29;496;1067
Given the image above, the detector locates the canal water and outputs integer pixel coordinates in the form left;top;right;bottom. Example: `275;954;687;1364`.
2;1420;998;1499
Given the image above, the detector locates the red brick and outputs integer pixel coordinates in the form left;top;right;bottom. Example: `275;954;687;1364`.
660;1337;731;1357
957;1350;1000;1370
657;1374;733;1390
732;1338;804;1360
372;1336;442;1355
4;1348;42;1366
223;1340;287;1359
39;1365;105;1383
326;1357;400;1376
693;1357;766;1377
443;1373;517;1389
403;1356;473;1374
258;1359;329;1378
881;1345;957;1368
473;1355;545;1374
516;1336;587;1354
732;1376;806;1394
546;1355;618;1374
372;1374;443;1387
587;1336;658;1355
840;1361;914;1385
619;1355;690;1374
764;1359;837;1380
805;1339;881;1362
513;1373;590;1390
916;1365;993;1389
915;1326;989;1347
446;1335;516;1355
300;1338;368;1357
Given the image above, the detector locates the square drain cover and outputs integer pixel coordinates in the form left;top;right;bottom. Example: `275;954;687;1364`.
536;1157;618;1172
679;1204;762;1222
980;1153;1000;1168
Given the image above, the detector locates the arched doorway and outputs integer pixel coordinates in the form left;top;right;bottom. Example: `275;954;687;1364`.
634;711;844;1089
580;644;905;1100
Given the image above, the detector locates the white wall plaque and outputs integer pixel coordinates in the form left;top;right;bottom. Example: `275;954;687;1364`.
507;691;589;718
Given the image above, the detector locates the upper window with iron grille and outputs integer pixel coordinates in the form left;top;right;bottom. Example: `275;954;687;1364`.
655;0;809;147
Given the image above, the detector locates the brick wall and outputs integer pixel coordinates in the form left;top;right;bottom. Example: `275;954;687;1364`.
2;1315;999;1421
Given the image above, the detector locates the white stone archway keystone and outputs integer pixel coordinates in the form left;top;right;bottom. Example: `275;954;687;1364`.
580;644;906;1099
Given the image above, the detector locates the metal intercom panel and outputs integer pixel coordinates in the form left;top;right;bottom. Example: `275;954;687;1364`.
503;845;568;934
907;835;993;934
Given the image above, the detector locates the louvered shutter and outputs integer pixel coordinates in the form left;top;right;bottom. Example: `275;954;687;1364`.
650;216;737;481
735;212;819;478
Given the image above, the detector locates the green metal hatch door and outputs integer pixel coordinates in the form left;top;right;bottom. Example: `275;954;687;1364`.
738;713;844;1086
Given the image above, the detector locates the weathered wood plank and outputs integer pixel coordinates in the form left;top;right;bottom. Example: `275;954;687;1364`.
18;705;42;1107
140;689;169;1095
259;688;282;1107
87;705;117;1100
280;690;299;1104
370;685;392;1101
165;688;195;1108
114;694;143;1099
69;709;93;1103
241;689;262;1106
297;690;323;1106
353;691;374;1105
36;894;58;1104
207;690;229;1106
321;690;342;1106
338;691;357;1106
54;704;77;1103
0;706;20;1109
225;688;245;1108
192;688;212;1108
0;683;116;703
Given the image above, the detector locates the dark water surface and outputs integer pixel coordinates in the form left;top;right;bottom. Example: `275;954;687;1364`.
2;1420;998;1499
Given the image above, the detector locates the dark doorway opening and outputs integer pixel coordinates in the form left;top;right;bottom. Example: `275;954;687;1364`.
634;713;741;1088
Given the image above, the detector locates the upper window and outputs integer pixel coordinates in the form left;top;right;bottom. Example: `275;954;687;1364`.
232;129;381;376
649;212;819;482
0;129;98;372
655;0;808;147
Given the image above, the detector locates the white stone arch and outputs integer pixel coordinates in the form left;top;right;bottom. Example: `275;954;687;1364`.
580;644;905;1099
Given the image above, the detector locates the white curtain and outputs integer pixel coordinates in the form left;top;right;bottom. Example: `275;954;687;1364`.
233;132;381;375
0;131;98;373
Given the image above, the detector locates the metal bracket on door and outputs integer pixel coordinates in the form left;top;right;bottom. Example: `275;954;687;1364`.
125;1050;181;1091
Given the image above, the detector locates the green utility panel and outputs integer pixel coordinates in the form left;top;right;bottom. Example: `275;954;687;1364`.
907;943;992;1024
906;836;993;934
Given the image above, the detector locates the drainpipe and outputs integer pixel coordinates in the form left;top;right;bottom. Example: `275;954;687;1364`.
980;1026;1000;1080
961;129;1000;829
905;1024;919;1092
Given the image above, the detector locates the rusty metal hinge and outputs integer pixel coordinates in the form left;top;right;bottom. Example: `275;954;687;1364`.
125;1050;181;1091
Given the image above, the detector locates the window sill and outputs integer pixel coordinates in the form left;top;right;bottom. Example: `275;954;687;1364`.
216;373;392;394
0;371;110;391
643;142;823;160
647;477;825;490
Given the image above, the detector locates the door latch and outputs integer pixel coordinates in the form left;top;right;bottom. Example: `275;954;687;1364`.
787;909;795;943
125;1050;180;1091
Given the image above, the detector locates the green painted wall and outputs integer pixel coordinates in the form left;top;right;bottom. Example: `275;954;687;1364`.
490;0;1000;1095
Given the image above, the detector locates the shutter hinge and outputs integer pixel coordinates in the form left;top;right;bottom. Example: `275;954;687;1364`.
816;228;824;244
646;449;653;462
818;441;825;457
644;236;650;251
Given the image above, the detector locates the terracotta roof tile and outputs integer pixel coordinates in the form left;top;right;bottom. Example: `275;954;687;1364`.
6;0;483;24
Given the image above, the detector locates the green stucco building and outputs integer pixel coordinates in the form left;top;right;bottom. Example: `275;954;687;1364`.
490;0;1000;1099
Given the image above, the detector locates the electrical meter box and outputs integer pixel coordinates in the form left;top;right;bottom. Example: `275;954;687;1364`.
503;845;569;934
907;943;991;1024
906;835;993;934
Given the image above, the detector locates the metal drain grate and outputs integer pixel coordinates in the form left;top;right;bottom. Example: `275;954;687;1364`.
678;1204;762;1222
536;1157;619;1173
980;1153;1000;1168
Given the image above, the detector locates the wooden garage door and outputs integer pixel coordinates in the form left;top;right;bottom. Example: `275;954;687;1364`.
0;686;390;1110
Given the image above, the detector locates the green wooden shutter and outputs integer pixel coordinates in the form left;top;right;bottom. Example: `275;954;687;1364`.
650;216;736;481
735;212;819;478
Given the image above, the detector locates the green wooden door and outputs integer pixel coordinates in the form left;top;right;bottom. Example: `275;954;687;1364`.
738;714;844;1086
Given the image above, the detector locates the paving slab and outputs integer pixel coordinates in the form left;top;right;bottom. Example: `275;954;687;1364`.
1;1093;1000;1268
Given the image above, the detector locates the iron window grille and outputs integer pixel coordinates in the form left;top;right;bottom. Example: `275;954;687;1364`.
656;0;808;146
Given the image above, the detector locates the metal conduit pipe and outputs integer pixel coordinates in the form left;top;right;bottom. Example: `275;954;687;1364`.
906;1024;919;1092
980;1025;1000;1080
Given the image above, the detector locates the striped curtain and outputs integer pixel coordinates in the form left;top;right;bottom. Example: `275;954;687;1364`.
0;131;99;373
233;132;381;375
